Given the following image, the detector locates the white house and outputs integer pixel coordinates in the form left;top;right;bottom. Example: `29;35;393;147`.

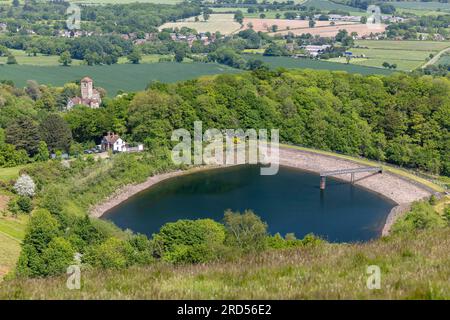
101;132;144;153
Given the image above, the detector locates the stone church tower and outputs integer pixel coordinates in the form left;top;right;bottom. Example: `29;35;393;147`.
81;77;93;99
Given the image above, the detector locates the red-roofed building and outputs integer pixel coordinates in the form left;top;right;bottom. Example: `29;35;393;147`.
67;77;102;109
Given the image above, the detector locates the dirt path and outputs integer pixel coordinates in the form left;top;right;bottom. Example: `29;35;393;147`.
421;46;450;69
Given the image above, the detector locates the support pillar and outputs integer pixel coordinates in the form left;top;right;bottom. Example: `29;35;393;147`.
351;173;355;184
320;176;326;190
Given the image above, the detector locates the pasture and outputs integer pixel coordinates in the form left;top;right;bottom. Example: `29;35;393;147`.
243;54;393;75
437;54;450;65
329;40;450;71
302;0;364;13
0;49;83;66
159;14;241;35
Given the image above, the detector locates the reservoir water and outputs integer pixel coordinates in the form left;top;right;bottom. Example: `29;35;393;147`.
103;165;395;242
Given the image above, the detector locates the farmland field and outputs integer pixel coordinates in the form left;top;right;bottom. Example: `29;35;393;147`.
391;1;450;11
243;54;394;75
243;18;353;32
0;49;83;66
302;0;364;13
271;23;386;37
159;14;241;35
71;0;182;4
329;40;450;71
437;54;450;65
0;62;240;95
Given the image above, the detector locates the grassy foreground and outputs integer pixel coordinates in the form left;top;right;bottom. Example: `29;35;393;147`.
1;227;449;299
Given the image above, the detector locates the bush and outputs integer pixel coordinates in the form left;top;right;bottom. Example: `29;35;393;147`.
13;174;36;197
444;206;450;225
223;210;268;253
392;202;446;234
127;234;154;265
16;209;61;277
41;237;75;276
429;194;438;205
152;219;226;264
83;237;134;269
17;196;33;213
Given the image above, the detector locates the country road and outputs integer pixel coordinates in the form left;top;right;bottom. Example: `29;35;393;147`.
421;46;450;69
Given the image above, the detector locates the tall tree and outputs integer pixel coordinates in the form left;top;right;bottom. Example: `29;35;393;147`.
39;114;73;152
5;117;40;156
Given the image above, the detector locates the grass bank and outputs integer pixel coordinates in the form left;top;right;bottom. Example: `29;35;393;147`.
1;227;449;299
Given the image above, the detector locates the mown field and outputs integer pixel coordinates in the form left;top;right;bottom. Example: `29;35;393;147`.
159;13;242;35
0;62;240;96
1;226;449;299
329;40;450;71
0;49;83;66
0;215;27;281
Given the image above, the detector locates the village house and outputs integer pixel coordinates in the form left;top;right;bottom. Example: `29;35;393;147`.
101;132;144;153
67;77;102;109
303;45;331;57
0;22;7;32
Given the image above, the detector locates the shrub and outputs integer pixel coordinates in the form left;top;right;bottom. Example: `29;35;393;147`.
223;210;268;253
7;199;19;216
444;206;450;225
67;215;106;252
266;233;302;249
16;209;61;277
17;196;33;213
41;237;75;276
152;218;226;264
392;202;446;234
83;237;134;269
13;174;36;197
429;194;438;205
127;234;154;265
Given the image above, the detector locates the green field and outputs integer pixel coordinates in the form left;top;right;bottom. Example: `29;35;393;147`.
71;0;182;3
0;215;27;280
437;54;450;65
0;166;26;183
0;54;396;95
0;62;240;95
245;54;394;75
391;1;450;11
0;49;83;66
329;40;450;71
0;50;175;66
303;0;363;13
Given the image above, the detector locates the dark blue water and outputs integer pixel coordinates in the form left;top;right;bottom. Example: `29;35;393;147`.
103;165;395;242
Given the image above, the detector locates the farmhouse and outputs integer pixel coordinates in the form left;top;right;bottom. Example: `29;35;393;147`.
304;45;331;57
101;132;144;153
67;77;102;109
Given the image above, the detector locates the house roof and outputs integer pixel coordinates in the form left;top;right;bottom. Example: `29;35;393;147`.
103;133;120;144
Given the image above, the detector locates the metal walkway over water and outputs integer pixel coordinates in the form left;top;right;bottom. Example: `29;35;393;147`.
319;167;383;190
